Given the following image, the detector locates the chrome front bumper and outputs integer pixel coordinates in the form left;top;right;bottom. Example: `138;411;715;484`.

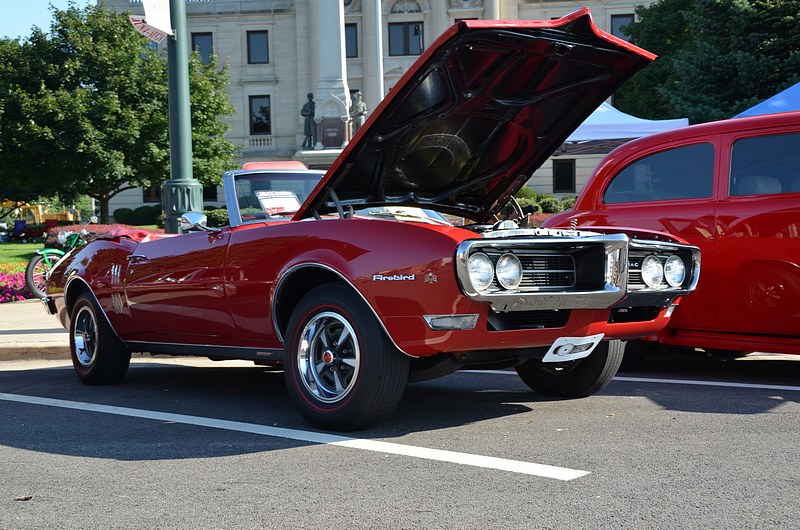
41;296;57;315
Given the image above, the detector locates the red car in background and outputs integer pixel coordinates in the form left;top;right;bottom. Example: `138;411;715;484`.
42;10;701;430
546;110;800;361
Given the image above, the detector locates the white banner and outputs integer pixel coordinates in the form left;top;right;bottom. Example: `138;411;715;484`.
129;16;168;44
142;0;173;36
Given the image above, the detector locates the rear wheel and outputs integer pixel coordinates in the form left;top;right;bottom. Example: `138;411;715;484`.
70;293;131;385
283;284;409;431
515;340;624;397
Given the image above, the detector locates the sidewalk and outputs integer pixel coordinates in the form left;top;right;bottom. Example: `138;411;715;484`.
0;299;70;360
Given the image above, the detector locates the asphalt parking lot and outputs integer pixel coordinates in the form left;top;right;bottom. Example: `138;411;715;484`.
1;351;798;529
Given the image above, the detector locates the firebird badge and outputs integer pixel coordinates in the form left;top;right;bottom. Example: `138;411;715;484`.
372;274;415;281
424;272;438;284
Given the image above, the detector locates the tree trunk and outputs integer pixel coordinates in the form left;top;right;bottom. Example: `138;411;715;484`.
99;198;110;224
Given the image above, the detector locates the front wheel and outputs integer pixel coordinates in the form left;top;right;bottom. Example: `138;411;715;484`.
25;253;61;298
515;340;624;398
283;284;409;431
70;292;131;385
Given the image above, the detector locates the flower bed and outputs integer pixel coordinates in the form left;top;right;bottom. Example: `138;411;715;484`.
0;262;33;303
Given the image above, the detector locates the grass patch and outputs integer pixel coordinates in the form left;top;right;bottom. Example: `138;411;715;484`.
0;242;41;264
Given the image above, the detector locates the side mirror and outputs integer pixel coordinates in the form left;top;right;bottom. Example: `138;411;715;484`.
179;212;220;233
89;216;98;224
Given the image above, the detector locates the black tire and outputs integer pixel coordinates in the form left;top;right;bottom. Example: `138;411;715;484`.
25;254;59;299
515;340;624;398
283;283;409;431
69;293;131;385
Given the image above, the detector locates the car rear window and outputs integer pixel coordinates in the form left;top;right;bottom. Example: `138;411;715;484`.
730;133;800;196
603;143;714;204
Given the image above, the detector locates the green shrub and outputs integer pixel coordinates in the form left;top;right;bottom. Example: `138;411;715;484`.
205;208;229;227
514;186;537;200
113;208;133;224
560;196;576;210
516;198;542;214
130;205;161;225
538;196;563;214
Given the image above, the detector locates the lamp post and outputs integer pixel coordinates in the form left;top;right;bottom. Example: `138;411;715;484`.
161;0;202;233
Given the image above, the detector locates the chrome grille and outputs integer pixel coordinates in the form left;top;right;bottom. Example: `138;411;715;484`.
483;250;576;290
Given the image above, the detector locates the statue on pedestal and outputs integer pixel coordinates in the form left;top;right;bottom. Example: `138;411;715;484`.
301;93;316;149
350;91;368;134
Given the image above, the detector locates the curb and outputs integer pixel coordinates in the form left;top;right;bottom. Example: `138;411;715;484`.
0;345;71;361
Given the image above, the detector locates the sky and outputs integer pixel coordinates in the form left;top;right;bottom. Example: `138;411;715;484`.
1;1;95;40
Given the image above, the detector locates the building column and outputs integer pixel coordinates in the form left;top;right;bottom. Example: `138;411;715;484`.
485;0;501;19
362;0;383;113
311;0;351;149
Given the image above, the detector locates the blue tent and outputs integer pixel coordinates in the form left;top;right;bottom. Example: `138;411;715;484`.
732;81;800;118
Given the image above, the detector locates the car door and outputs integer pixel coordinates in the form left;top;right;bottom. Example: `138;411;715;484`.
124;229;235;344
569;142;719;332
714;130;800;336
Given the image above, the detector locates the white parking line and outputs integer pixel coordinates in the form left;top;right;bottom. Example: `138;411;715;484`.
613;376;800;392
471;370;800;392
0;392;589;481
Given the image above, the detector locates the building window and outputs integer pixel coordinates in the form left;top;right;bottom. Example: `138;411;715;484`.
191;32;213;63
143;185;161;204
389;22;423;56
203;184;218;202
247;30;269;64
249;95;271;135
610;14;634;41
345;24;358;58
553;159;576;194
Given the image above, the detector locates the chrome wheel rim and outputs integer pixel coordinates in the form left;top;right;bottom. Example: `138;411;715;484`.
296;311;360;404
73;306;98;368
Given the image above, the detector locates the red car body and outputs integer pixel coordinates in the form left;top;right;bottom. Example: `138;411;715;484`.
43;9;700;430
546;110;800;357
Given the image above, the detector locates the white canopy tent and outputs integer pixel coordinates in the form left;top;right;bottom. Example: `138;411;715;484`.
566;102;689;142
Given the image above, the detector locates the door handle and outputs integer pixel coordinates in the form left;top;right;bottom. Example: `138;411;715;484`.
126;254;147;262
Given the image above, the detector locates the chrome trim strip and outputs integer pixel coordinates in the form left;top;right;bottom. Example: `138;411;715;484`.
124;341;284;361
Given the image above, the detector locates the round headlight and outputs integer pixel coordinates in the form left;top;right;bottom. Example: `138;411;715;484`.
495;253;522;290
57;231;68;245
664;255;686;287
641;255;664;288
467;252;494;292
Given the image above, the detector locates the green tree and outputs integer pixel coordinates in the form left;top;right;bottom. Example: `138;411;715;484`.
616;0;800;124
0;3;237;222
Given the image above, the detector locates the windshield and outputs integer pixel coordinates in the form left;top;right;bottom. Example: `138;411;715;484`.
233;171;324;222
356;206;452;225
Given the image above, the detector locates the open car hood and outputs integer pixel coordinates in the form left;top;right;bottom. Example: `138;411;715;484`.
296;8;655;224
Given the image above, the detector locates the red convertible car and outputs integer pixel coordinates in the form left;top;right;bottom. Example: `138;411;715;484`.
43;9;700;430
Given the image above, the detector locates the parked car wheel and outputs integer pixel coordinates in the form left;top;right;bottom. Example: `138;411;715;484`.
283;283;409;431
515;340;624;397
25;254;55;299
70;293;131;385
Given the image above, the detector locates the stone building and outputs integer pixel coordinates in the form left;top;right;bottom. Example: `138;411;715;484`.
103;0;655;215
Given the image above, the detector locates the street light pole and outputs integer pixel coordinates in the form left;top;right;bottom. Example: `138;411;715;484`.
161;0;202;233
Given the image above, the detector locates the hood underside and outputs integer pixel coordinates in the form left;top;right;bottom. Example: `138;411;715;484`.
297;8;655;224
